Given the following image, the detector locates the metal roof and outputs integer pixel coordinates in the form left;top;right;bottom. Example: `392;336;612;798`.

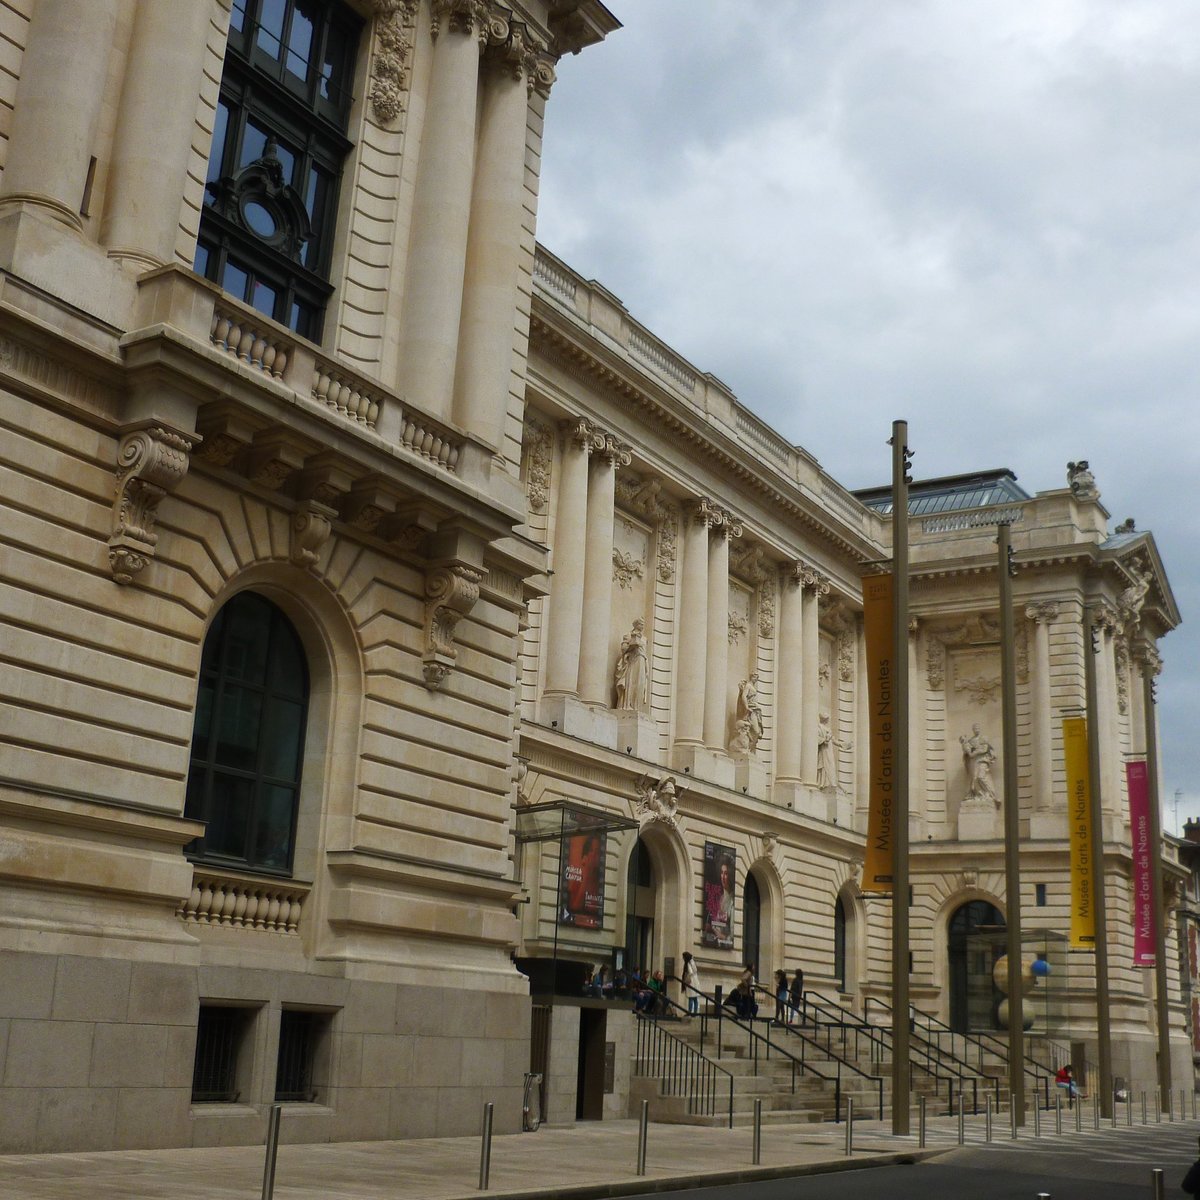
854;469;1030;516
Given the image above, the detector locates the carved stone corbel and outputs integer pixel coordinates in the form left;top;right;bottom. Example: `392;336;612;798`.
290;501;336;570
108;423;196;585
422;563;484;688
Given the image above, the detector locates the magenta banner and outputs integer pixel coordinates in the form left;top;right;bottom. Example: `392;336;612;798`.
1128;760;1155;968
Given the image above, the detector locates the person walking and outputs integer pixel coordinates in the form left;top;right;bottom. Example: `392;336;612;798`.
788;966;804;1025
773;969;788;1024
681;950;701;1016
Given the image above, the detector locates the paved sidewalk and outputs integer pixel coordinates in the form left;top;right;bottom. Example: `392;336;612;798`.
0;1118;939;1200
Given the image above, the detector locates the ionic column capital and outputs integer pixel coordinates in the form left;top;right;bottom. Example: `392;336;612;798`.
483;19;556;95
1025;600;1061;625
1086;600;1119;635
560;416;603;455
1134;639;1163;676
595;433;632;469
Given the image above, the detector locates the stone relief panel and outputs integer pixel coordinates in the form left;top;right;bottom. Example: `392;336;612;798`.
610;511;652;700
947;645;1003;828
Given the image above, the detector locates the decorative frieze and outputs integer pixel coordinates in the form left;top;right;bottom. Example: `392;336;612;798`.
108;423;196;585
611;548;644;590
523;417;553;511
422;563;484;688
367;1;417;125
727;611;747;645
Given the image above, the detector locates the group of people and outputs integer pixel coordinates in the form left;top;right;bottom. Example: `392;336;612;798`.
585;954;807;1024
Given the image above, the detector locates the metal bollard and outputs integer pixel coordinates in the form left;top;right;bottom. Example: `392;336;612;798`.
1154;1093;1161;1124
478;1101;494;1191
1182;1089;1187;1123
261;1103;282;1200
1075;1094;1082;1133
986;1096;992;1142
752;1098;762;1165
1152;1167;1165;1199
919;1095;927;1148
636;1099;648;1176
1033;1094;1040;1138
845;1096;854;1155
1092;1093;1100;1131
1010;1093;1018;1140
1193;1088;1197;1121
1142;1091;1148;1125
958;1090;965;1145
1055;1092;1062;1135
1111;1097;1117;1129
1127;1091;1133;1127
1036;1194;1052;1199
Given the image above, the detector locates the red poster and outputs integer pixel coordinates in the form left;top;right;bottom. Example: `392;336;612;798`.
1127;760;1154;968
559;829;605;929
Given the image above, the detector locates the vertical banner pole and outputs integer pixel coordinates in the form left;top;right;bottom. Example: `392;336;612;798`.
1142;657;1172;1115
1084;605;1114;1117
998;522;1024;1126
890;419;911;1136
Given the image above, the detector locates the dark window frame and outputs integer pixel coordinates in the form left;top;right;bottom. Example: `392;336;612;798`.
192;1004;259;1103
275;1008;331;1102
185;591;309;877
198;0;362;339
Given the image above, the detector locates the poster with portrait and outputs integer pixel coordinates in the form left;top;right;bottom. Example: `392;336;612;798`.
558;826;605;929
701;841;736;949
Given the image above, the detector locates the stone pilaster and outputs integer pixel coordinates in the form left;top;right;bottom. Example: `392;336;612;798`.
451;21;552;444
674;499;721;754
703;513;735;750
1027;602;1059;816
0;0;120;229
577;434;629;704
799;566;828;781
102;0;213;268
774;563;804;784
398;0;494;419
543;419;597;697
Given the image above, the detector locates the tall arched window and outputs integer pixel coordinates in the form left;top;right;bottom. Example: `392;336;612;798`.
834;895;847;992
185;591;309;874
948;900;1006;1033
743;872;761;974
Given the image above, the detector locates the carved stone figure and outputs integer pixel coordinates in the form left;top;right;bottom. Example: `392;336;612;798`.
1117;566;1150;634
815;712;840;790
1067;460;1099;501
613;618;649;712
728;718;754;759
733;673;764;753
634;774;680;828
959;723;997;806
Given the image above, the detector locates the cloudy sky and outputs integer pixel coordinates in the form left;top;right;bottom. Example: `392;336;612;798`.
535;0;1200;831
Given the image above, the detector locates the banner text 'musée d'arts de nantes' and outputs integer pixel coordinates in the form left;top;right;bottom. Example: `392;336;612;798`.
1127;759;1155;967
862;574;894;893
1063;716;1096;950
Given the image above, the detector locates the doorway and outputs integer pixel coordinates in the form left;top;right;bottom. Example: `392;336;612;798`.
625;838;655;974
743;871;761;974
947;899;1005;1033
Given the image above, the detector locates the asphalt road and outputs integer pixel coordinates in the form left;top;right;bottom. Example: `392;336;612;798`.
621;1122;1199;1199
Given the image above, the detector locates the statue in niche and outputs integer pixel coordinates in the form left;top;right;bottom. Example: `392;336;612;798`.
731;673;764;755
959;723;998;806
815;712;844;790
613;618;648;712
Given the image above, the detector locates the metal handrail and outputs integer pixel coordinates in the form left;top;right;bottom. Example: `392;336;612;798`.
863;993;1054;1109
633;1012;735;1127
798;988;988;1113
673;980;879;1122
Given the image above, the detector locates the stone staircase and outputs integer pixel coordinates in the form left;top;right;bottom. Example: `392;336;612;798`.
629;1012;1023;1128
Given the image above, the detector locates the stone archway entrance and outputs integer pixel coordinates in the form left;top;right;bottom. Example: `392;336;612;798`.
948;899;1005;1033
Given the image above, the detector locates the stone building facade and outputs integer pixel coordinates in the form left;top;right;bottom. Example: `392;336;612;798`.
0;0;1185;1156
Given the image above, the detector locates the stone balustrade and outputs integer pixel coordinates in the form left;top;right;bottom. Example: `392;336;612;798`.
312;360;383;430
209;305;290;380
178;869;310;934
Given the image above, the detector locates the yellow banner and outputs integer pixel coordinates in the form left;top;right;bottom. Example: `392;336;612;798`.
1064;716;1095;949
862;574;895;892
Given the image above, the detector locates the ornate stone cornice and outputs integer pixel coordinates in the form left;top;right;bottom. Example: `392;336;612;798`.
108;423;197;585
